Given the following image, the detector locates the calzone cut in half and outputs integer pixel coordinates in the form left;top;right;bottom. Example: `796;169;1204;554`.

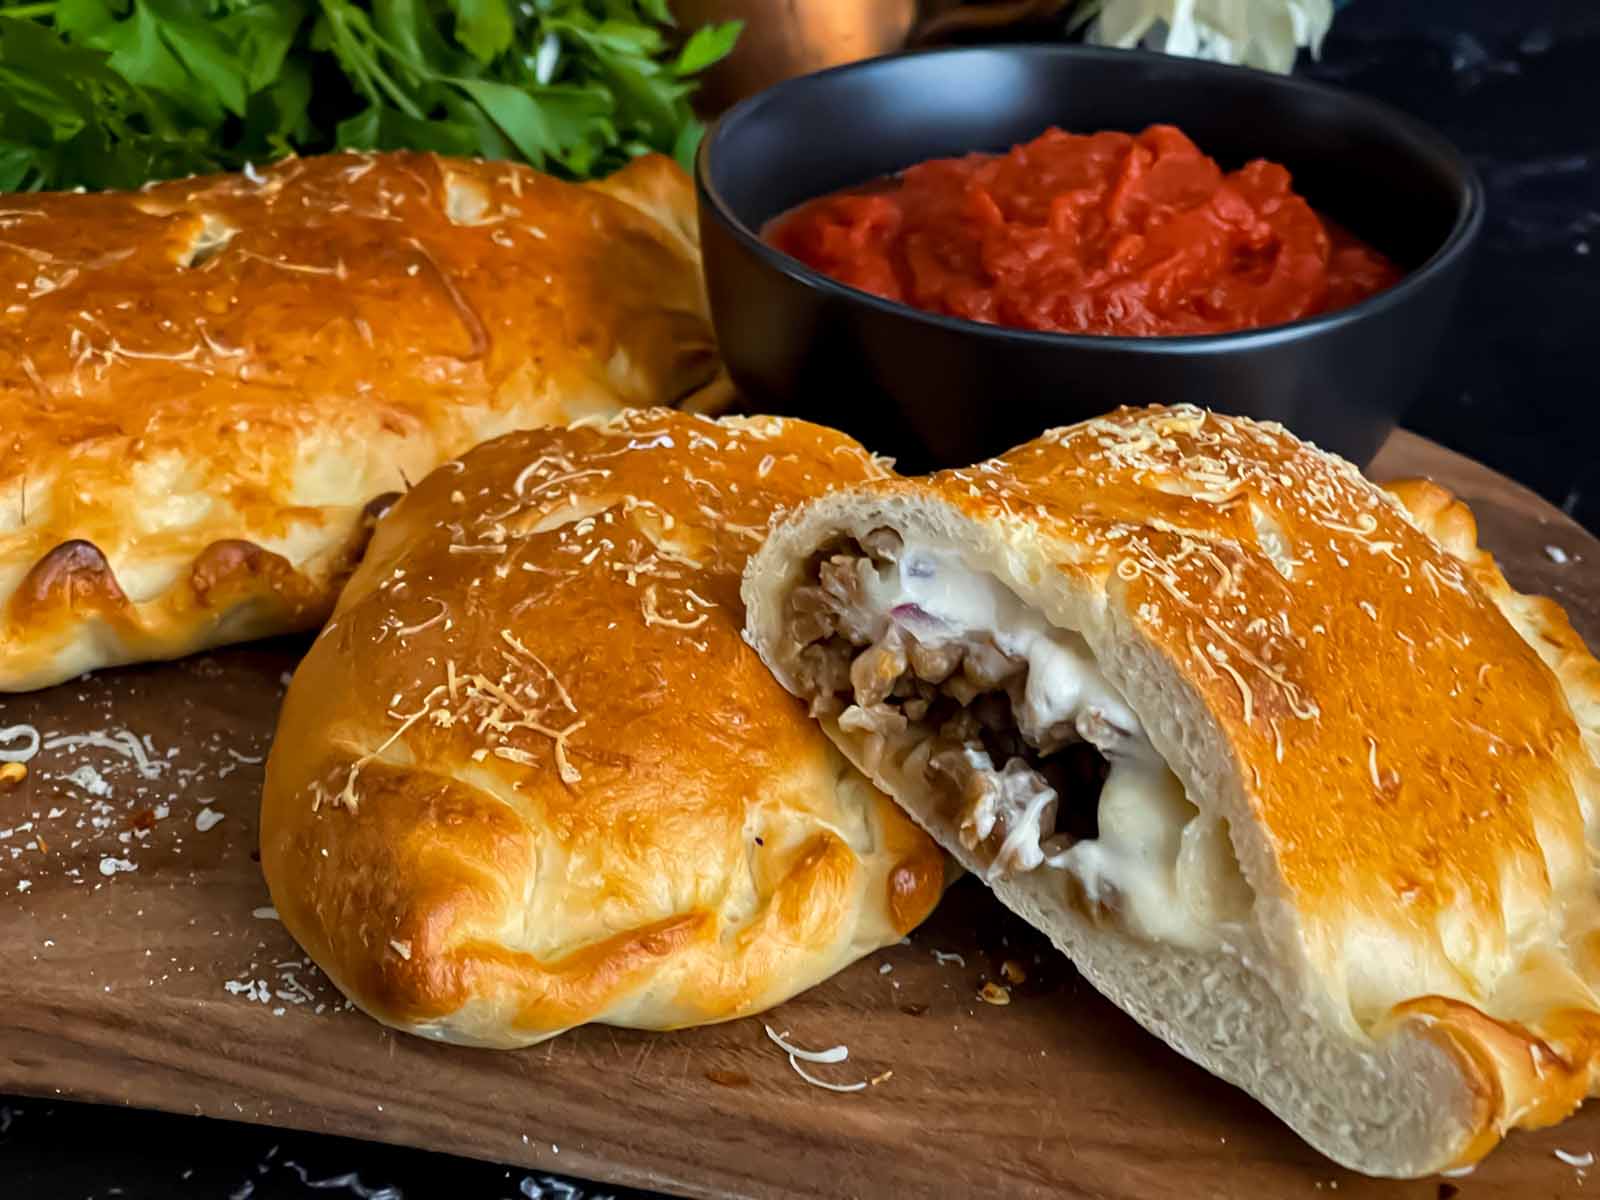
742;404;1600;1177
261;409;944;1045
0;151;721;692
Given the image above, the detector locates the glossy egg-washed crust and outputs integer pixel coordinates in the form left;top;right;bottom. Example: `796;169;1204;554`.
0;151;723;693
260;409;944;1046
743;405;1600;1174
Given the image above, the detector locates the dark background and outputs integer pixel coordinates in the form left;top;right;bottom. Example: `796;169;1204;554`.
3;2;1596;1198
1305;0;1599;534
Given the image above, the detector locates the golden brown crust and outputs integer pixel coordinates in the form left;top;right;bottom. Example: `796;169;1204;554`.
744;404;1600;1170
0;151;718;692
1382;994;1600;1161
1376;478;1600;1161
1386;478;1600;736
260;409;943;1045
773;407;1596;940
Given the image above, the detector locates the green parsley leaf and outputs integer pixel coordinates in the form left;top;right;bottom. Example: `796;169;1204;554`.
0;0;742;191
447;0;513;64
673;20;740;77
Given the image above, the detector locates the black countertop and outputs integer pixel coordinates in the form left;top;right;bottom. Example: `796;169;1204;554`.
1305;0;1599;534
4;3;1596;1198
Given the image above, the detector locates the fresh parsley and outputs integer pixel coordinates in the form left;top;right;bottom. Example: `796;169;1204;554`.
0;0;741;190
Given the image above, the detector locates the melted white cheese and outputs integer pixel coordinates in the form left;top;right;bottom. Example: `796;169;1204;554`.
861;545;1225;949
1056;760;1210;947
863;547;1139;741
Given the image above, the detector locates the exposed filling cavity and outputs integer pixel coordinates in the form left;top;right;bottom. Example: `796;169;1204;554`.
785;529;1251;948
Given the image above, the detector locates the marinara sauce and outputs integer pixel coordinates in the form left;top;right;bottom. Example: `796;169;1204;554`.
764;125;1400;337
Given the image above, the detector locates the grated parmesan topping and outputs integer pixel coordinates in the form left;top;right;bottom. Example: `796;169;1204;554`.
950;405;1498;744
327;409;893;810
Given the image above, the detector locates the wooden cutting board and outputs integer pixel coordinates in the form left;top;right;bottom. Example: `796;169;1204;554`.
2;431;1596;1200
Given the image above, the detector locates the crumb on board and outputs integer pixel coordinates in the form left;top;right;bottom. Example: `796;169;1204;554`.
979;982;1012;1006
0;710;269;888
0;675;382;1027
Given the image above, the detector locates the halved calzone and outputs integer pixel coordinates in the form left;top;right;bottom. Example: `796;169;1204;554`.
260;409;944;1045
0;151;720;692
743;404;1600;1177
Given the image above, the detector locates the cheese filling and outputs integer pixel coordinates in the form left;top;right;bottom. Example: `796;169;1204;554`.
786;531;1250;950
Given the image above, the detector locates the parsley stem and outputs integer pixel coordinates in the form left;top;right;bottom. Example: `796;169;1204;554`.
1;4;57;19
321;4;425;121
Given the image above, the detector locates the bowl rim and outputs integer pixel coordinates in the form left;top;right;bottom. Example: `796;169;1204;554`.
696;42;1487;354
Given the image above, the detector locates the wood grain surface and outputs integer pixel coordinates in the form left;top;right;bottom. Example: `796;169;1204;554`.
0;430;1596;1200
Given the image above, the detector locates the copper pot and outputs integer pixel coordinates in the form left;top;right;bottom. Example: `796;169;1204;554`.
676;0;1074;115
675;0;917;115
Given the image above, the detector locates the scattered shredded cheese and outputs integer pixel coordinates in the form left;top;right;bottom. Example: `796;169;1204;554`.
640;584;708;631
760;1026;873;1093
324;684;448;812
0;724;40;763
787;1058;867;1094
1366;737;1387;792
764;1025;848;1064
43;730;162;778
394;598;448;638
62;764;112;797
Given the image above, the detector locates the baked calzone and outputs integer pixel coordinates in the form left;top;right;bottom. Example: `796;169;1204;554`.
0;151;721;692
260;409;945;1046
742;404;1600;1177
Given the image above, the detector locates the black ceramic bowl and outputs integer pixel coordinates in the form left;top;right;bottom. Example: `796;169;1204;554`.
696;44;1484;472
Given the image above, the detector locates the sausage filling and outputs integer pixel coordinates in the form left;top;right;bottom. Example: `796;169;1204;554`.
784;529;1251;947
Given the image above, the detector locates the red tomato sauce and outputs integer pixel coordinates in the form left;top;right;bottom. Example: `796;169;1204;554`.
764;125;1401;337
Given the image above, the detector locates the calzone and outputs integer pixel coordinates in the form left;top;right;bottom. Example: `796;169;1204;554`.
261;409;944;1045
743;404;1600;1177
0;151;721;692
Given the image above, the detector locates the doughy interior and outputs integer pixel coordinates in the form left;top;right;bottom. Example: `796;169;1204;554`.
783;529;1253;948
